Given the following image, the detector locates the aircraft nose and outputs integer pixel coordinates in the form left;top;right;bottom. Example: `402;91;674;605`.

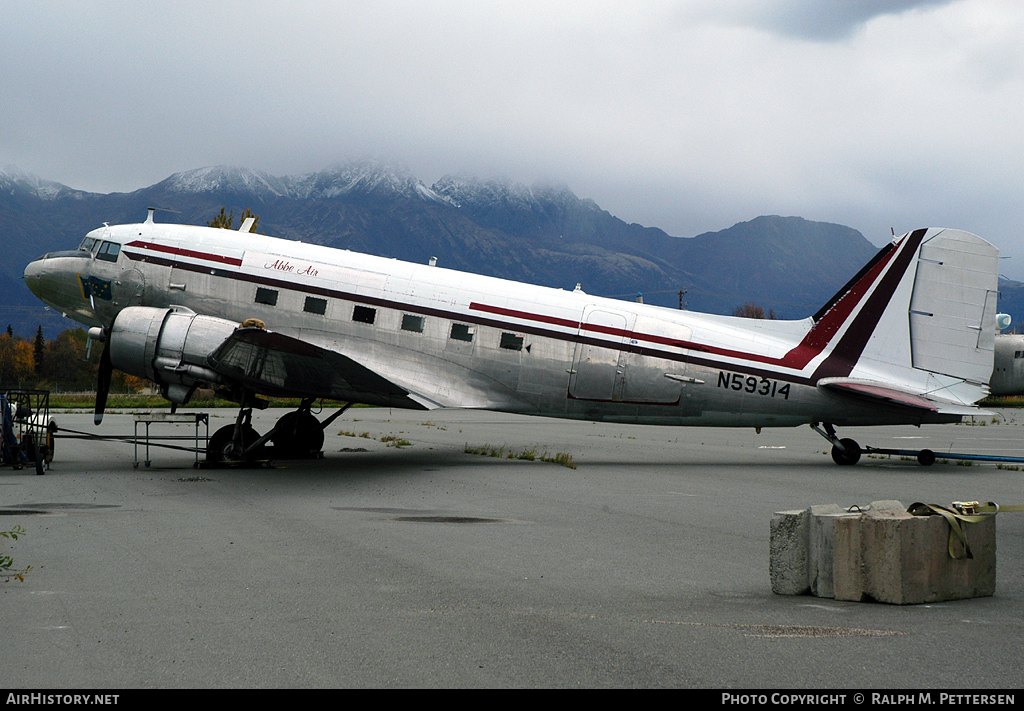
23;255;46;299
22;252;83;316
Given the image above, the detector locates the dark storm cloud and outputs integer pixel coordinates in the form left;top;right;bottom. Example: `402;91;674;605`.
688;0;960;40
2;1;1023;277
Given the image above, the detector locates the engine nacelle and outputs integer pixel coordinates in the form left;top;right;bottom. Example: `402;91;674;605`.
108;306;239;403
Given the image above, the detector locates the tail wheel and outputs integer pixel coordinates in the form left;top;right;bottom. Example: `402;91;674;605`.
830;438;861;466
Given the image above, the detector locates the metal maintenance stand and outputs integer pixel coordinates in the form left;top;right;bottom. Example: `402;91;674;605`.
133;412;209;468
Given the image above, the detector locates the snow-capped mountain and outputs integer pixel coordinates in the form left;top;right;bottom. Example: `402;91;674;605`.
0;159;886;340
159;166;293;199
288;160;450;203
0;166;91;201
161;160;451;204
432;174;583;212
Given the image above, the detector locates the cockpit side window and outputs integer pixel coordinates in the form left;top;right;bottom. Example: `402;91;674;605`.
96;241;121;263
79;237;97;253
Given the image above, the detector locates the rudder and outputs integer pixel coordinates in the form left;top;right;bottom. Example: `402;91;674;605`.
907;229;998;385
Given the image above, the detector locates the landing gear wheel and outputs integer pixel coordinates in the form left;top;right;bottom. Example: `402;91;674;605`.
270;411;324;458
206;424;262;463
917;449;936;466
45;421;56;464
22;434;44;476
830;438;861;466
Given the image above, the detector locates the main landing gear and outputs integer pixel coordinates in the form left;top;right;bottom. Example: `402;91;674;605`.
811;422;861;466
205;398;352;465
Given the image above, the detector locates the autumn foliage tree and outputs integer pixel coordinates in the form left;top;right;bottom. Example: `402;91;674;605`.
0;327;107;391
0;332;35;385
732;302;777;319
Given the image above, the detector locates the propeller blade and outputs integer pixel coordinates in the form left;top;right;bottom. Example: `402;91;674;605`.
95;343;112;425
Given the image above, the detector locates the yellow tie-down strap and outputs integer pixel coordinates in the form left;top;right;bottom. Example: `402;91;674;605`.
907;501;1024;560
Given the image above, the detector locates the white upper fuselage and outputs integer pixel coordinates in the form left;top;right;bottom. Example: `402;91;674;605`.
24;219;994;428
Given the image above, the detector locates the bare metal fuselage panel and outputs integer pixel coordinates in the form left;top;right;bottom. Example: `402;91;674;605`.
23;220;999;430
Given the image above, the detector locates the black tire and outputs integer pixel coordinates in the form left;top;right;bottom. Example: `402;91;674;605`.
270;411;324;458
917;449;936;466
830;438;861;466
206;424;262;463
45;421;57;464
22;434;44;475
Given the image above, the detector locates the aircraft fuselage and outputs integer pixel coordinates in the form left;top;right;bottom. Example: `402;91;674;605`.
25;219;988;430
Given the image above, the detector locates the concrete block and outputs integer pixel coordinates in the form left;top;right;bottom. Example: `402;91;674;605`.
833;500;906;602
808;505;859;599
852;508;995;604
772;500;997;605
832;513;863;601
769;509;810;595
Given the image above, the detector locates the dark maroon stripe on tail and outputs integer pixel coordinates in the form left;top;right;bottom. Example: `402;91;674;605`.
810;229;927;382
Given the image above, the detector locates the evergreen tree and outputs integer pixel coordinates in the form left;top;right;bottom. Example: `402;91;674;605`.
208;207;259;232
6;325;12;338
33;326;45;374
208;207;234;229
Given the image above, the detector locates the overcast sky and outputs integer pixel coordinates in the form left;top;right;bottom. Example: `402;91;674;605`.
4;0;1024;277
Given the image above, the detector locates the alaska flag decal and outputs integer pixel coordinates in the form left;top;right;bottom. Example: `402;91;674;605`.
78;274;112;301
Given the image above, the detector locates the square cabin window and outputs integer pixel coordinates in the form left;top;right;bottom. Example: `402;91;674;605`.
500;332;524;351
401;314;425;333
352;305;376;324
304;296;328;315
255;287;278;306
449;323;474;342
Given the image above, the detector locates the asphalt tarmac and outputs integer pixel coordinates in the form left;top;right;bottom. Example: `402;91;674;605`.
2;406;1023;689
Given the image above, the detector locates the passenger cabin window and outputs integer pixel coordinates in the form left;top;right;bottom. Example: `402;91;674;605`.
304;296;327;315
401;314;424;333
500;332;524;351
450;323;474;342
255;287;279;306
352;305;376;324
96;241;120;263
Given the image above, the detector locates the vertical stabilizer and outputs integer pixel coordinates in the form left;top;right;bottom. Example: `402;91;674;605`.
813;228;998;407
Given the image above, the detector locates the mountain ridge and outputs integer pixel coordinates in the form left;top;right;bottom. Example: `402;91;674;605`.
2;161;898;339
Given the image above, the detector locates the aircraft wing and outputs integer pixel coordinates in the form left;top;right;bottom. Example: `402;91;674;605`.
816;377;991;417
207;327;432;409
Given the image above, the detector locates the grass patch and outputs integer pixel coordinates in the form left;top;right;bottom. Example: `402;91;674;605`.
338;430;372;439
380;435;412;448
1;525;31;583
464;443;576;469
980;395;1024;408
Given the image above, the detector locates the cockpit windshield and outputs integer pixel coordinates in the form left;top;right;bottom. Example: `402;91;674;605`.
96;241;121;263
79;237;97;253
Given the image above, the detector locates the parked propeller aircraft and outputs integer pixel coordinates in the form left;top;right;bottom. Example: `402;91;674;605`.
991;331;1024;396
22;210;1000;465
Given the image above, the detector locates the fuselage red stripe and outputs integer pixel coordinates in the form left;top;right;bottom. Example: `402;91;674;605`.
126;240;243;267
469;234;906;371
122;230;916;378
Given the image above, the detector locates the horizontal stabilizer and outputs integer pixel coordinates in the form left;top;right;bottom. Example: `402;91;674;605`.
818;377;990;416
